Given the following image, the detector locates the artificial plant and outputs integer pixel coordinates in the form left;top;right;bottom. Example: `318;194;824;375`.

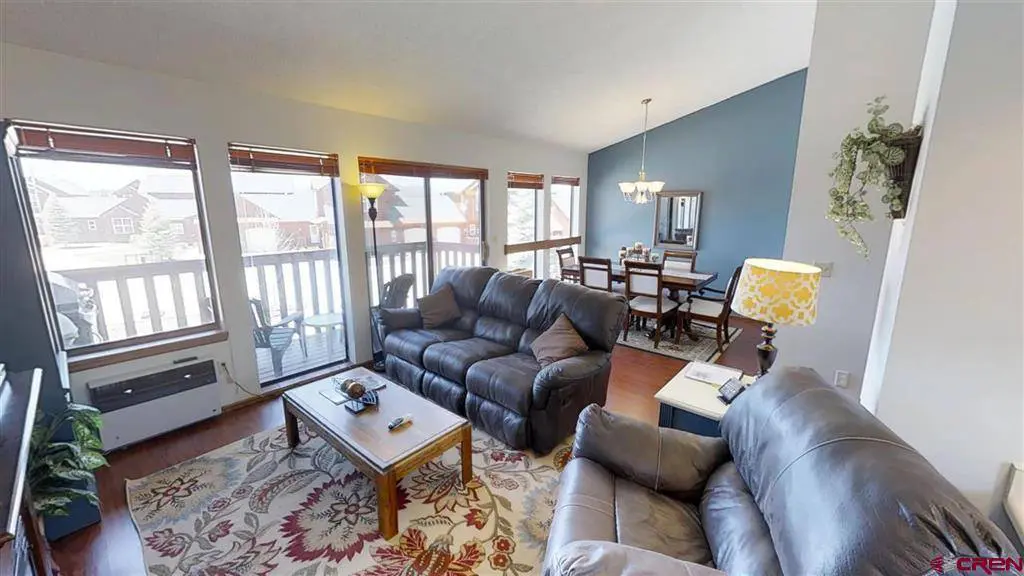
29;403;107;516
826;96;922;256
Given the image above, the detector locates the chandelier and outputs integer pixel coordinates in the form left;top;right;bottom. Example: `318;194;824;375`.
618;98;665;205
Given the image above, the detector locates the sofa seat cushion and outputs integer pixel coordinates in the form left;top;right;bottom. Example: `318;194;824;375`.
384;328;471;367
466;352;540;415
422;337;513;384
614;477;713;566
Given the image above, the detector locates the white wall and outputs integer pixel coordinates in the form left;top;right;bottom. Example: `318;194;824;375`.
776;2;935;396
872;1;1024;512
862;0;958;413
0;43;588;405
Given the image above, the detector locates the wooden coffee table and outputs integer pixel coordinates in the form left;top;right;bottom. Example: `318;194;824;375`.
282;367;472;539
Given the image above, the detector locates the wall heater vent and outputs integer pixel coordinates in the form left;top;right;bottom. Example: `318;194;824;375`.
87;359;220;451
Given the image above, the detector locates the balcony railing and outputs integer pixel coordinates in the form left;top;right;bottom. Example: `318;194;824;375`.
366;241;481;307
55;241;480;378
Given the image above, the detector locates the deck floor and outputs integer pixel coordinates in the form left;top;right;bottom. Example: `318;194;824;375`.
255;328;348;384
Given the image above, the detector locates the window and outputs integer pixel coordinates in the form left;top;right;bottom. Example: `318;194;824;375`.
111;217;134;235
170;222;185;236
229;143;346;384
505;172;542;275
548;176;581;277
7;121;218;353
505;173;581;278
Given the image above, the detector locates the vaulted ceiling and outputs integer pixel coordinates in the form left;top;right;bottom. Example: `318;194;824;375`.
1;1;815;151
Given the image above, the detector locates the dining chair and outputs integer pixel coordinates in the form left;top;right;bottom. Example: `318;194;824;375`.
578;256;614;291
623;261;678;348
678;265;742;354
662;249;697;274
556;247;578;282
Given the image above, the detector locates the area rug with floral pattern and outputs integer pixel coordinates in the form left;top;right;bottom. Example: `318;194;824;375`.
126;425;571;576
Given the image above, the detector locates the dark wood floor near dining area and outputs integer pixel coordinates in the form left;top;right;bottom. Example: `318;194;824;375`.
49;318;763;576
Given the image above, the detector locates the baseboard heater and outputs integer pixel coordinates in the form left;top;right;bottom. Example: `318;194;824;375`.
86;358;221;451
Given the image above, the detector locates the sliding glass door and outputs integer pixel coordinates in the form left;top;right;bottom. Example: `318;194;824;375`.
360;158;487;306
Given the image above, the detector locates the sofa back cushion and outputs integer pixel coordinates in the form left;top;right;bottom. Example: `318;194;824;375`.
525;280;627;353
431;267;496;332
720;367;1017;576
471;272;541;349
431;266;497;312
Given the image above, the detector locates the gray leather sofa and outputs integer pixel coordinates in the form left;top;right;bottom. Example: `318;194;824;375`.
545;367;1019;575
378;266;627;454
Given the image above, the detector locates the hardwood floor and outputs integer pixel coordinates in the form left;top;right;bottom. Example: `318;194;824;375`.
49;318;763;576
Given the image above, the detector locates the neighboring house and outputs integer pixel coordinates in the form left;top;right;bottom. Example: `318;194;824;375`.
365;176;481;248
29;174;205;246
234;180;337;254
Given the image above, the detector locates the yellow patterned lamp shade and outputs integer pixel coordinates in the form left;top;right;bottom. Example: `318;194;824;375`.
731;258;821;326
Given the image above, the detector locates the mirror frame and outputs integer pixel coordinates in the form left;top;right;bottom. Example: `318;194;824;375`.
653;190;703;250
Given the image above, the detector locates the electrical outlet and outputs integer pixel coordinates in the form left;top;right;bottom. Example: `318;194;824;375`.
833;370;850;388
815;261;834;278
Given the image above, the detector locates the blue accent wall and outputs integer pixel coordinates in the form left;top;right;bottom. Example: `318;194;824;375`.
586;70;806;289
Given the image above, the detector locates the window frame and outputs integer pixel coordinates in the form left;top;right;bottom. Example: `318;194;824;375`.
5;120;223;357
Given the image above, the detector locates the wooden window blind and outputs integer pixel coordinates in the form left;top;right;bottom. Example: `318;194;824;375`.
10;122;196;168
552;176;580;186
359;157;488;180
507;171;544;190
229;143;339;177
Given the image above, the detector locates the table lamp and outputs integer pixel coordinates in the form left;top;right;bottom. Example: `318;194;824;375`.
730;258;821;376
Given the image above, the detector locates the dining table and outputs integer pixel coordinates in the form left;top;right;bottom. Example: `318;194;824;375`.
560;262;719;341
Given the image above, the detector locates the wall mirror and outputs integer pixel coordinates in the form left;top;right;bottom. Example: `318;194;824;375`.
653;190;702;250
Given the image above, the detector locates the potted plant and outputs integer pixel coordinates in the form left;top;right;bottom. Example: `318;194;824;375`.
826;96;923;256
29;403;107;517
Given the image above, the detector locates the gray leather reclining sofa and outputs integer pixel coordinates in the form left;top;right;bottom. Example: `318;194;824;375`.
378;266;627;454
545;367;1019;575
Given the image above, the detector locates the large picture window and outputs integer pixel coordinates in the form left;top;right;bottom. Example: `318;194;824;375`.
505;171;542;275
6;121;218;353
548;176;581;277
229;143;346;384
504;173;581;278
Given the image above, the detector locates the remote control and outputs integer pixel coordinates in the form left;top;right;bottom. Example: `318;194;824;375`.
387;414;413;431
718;378;746;404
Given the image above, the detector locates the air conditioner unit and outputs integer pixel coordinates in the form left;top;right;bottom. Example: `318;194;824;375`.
86;358;221;451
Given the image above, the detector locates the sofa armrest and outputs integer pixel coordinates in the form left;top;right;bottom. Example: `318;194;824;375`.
572;404;729;501
545;541;725;576
377;308;422;337
532;351;610;407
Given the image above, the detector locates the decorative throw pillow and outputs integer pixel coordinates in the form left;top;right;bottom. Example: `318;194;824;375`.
531;313;589;367
417;284;461;328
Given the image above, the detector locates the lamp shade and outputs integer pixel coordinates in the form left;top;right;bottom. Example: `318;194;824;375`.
358;182;387;200
731;258;821;326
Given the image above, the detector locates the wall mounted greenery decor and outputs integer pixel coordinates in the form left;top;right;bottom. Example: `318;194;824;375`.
29;403;107;517
827;96;923;256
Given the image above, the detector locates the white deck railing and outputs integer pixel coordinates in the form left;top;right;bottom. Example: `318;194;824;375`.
57;242;482;344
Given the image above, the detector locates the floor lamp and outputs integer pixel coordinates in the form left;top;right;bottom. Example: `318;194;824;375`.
360;182;387;370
